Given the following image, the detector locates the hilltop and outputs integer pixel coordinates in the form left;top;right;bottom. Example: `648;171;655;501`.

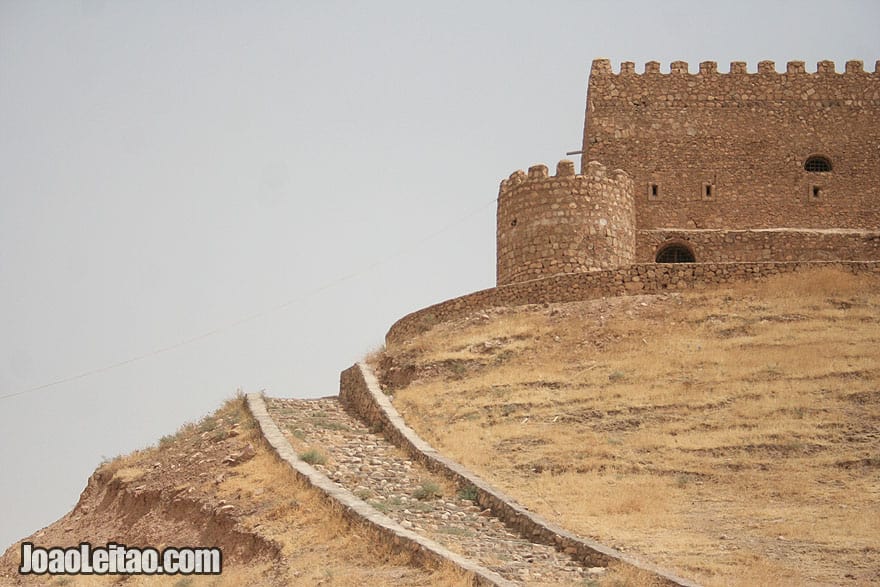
375;267;880;586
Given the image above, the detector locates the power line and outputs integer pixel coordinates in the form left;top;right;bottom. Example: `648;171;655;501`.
0;197;496;402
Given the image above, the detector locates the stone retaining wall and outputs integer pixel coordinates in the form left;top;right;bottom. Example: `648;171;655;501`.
245;393;513;587
339;363;702;587
385;260;879;345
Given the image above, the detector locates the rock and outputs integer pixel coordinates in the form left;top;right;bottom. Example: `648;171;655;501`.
222;443;256;465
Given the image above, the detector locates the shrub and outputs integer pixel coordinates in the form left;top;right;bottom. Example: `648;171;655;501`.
299;449;327;465
457;484;479;502
413;481;442;501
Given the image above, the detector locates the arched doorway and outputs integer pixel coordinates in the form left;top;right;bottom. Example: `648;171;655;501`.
656;243;695;263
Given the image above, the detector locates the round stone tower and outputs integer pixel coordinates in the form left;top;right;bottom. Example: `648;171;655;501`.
496;159;635;286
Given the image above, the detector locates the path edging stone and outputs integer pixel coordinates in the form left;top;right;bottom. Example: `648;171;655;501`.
339;363;703;587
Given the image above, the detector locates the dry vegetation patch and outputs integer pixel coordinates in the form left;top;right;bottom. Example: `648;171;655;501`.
377;268;880;586
1;396;467;586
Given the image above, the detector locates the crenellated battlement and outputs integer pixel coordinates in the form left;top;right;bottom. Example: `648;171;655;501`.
584;57;880;129
591;58;880;76
499;159;632;196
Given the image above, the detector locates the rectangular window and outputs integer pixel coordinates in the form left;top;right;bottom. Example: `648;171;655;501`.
702;182;715;200
648;182;660;200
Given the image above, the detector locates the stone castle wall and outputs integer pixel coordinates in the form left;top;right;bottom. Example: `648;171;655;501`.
636;228;880;263
583;59;880;231
496;160;634;285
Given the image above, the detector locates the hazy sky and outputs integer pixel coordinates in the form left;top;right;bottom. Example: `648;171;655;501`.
1;0;878;552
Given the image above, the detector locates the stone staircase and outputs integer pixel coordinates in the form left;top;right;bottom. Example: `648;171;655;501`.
247;363;699;586
265;396;596;586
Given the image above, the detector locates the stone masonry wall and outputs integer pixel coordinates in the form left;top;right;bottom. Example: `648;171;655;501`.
583;59;880;230
638;229;880;262
385;261;879;345
496;160;634;285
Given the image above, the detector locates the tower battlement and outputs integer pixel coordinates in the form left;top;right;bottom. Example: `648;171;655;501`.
499;160;632;191
591;58;880;76
586;58;880;114
496;160;634;285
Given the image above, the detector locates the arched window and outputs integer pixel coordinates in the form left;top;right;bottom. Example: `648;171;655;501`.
656;243;695;263
804;156;832;173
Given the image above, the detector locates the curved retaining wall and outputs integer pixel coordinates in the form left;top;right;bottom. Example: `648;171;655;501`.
386;260;880;345
244;393;513;587
339;363;702;587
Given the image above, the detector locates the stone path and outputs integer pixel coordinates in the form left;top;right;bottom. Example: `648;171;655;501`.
266;397;602;586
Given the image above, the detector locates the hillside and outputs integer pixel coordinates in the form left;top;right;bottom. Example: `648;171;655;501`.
374;268;880;586
0;396;466;587
2;267;876;586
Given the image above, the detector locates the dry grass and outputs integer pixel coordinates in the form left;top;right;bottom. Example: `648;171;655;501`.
198;398;471;587
3;396;471;587
379;268;880;586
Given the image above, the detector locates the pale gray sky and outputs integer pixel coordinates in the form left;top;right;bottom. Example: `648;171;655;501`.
1;0;878;551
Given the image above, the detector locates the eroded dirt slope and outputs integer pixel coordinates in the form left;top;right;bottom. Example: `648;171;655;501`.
0;397;462;587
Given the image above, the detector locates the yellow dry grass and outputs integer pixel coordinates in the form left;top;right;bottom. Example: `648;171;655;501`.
380;268;880;587
201;398;470;587
11;397;470;587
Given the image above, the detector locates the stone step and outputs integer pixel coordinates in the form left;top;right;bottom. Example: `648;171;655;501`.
266;397;601;586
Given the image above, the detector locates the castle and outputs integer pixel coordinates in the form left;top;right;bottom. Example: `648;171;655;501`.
496;59;880;286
